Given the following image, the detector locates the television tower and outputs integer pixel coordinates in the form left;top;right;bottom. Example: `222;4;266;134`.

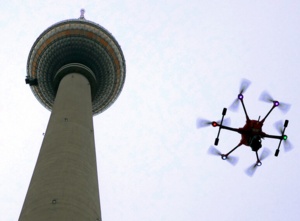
20;10;125;221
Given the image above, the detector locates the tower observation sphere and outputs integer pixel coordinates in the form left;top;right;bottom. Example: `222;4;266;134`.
20;13;125;221
26;15;126;114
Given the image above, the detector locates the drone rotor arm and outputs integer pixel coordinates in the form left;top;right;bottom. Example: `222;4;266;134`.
261;133;282;140
219;125;241;133
261;105;276;123
225;143;242;156
240;98;250;120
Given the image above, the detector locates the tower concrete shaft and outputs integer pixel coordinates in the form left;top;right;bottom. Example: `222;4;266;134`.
19;73;101;221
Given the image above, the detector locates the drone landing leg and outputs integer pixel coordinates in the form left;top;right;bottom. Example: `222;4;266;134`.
214;108;227;146
275;120;289;157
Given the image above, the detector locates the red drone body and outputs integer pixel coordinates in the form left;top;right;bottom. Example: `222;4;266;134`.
239;120;264;147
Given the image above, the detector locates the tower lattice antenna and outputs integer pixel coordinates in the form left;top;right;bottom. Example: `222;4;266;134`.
79;8;85;19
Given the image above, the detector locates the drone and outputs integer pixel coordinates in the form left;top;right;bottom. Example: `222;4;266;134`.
197;79;292;176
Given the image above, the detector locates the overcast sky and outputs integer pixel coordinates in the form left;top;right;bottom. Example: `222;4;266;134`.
1;0;300;220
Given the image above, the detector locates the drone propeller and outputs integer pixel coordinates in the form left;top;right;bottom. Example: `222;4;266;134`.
196;117;231;128
229;79;251;111
245;148;271;177
208;146;239;166
274;120;293;152
239;78;251;94
196;118;212;128
259;91;291;114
